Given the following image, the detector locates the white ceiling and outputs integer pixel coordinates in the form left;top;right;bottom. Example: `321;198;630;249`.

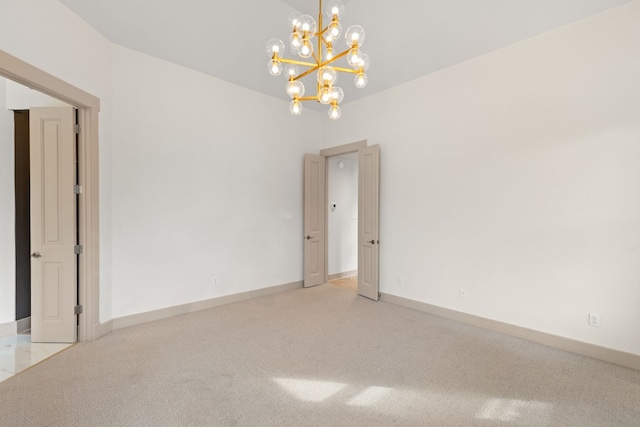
58;0;633;109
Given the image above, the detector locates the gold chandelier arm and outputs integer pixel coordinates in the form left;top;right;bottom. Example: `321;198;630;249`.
318;26;331;38
279;58;317;67
332;66;358;74
311;50;320;65
299;96;319;102
294;65;321;81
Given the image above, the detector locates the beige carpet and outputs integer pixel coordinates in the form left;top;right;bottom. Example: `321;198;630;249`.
1;284;639;426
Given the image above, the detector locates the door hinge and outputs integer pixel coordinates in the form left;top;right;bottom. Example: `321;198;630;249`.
73;124;81;134
74;185;83;194
74;245;83;255
74;305;83;315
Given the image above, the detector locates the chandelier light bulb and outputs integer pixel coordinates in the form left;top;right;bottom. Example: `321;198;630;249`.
328;103;342;120
329;21;342;39
299;15;317;35
266;38;285;57
299;37;314;58
288;11;302;30
326;0;345;18
331;87;345;104
354;53;370;71
289;99;303;115
317;67;338;85
347;47;361;67
286;81;305;99
345;25;366;48
289;32;301;49
319;87;332;105
355;72;368;88
285;64;299;78
268;59;283;76
325;44;334;61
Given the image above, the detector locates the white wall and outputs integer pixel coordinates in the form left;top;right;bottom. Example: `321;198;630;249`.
0;0;114;323
0;0;322;324
0;77;15;325
321;2;640;355
110;45;321;318
328;154;358;275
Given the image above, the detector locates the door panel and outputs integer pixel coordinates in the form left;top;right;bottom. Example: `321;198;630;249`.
358;145;380;300
30;107;77;343
304;154;326;287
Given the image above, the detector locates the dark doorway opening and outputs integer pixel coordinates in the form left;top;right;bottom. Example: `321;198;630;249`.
14;110;30;321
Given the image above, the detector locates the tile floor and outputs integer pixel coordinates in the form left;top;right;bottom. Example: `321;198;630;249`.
0;333;73;383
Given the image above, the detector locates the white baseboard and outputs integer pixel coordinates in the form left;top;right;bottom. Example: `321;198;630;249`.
110;280;304;331
16;317;30;333
329;270;357;281
96;320;112;339
380;292;640;372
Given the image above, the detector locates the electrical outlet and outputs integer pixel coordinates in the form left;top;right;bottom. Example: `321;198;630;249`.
212;277;218;286
589;313;601;327
398;276;403;287
459;288;468;299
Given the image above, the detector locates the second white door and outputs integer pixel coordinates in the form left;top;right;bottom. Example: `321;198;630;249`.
30;107;77;343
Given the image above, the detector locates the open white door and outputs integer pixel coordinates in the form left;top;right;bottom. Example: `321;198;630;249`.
30;107;77;343
304;154;326;287
358;145;380;301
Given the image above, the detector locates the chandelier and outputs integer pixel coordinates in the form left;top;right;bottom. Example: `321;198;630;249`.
265;0;369;119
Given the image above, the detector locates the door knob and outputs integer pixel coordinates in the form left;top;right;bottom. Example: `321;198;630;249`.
306;235;312;240
31;252;42;258
368;240;375;244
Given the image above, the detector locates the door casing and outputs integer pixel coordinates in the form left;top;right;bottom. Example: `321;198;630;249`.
0;49;101;341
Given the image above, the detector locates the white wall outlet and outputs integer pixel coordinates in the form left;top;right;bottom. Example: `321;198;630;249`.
459;288;468;299
589;313;601;327
212;276;218;286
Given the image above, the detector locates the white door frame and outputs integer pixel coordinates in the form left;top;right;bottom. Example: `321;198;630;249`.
319;140;369;285
0;50;101;341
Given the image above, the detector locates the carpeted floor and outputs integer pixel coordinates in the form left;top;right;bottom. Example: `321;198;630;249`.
0;283;638;426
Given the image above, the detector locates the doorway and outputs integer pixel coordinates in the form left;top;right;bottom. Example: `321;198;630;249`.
11;102;79;342
327;153;358;290
303;140;380;300
0;49;101;341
